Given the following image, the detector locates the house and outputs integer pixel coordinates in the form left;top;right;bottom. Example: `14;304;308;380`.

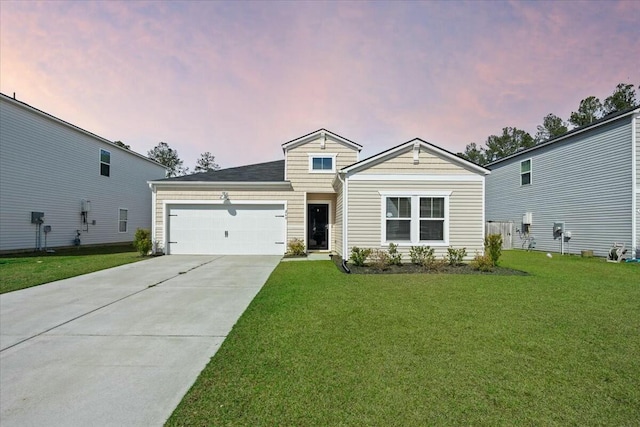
0;93;167;253
485;106;640;258
148;129;489;259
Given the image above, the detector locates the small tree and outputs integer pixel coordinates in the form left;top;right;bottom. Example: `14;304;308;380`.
484;234;503;266
133;228;152;256
194;152;221;173
147;142;187;177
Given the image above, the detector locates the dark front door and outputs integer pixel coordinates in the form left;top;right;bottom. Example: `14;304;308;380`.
308;204;329;250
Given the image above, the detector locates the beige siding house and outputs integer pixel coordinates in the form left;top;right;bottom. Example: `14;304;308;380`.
149;130;489;258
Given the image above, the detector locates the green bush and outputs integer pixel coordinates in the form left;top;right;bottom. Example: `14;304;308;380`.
287;238;306;256
471;251;494;272
484;234;503;266
133;228;152;256
388;243;402;266
446;247;467;266
409;246;435;267
350;247;372;267
369;249;391;271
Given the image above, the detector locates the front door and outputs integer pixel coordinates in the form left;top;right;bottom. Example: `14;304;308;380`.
307;204;329;250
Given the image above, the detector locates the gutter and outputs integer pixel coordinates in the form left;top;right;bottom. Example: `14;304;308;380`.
632;113;638;258
337;172;348;263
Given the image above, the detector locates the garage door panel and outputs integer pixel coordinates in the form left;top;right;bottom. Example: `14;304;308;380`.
167;204;285;255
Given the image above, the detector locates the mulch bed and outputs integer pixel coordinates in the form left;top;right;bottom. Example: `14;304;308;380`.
331;255;528;275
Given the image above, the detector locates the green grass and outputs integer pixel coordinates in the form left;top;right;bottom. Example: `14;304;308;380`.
167;251;640;426
0;245;143;294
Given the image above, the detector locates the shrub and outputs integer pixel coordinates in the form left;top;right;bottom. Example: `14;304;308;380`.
287;238;306;256
409;246;435;267
350;247;372;267
471;251;494;272
388;243;402;266
484;234;503;266
133;228;152;256
369;249;391;271
446;247;467;266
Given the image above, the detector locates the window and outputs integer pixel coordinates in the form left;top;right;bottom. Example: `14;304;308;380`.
381;193;450;245
308;154;336;173
119;209;128;233
100;149;111;177
520;159;531;186
420;198;445;241
386;197;411;241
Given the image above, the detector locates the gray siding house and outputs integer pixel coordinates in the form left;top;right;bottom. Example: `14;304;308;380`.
0;93;167;252
485;106;640;258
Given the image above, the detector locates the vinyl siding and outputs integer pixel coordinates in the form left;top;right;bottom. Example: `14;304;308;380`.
486;118;633;257
286;136;359;192
153;188;303;252
357;146;478;175
0;97;166;252
346;180;484;259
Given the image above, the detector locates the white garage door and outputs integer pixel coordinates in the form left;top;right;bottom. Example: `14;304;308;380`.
167;204;286;255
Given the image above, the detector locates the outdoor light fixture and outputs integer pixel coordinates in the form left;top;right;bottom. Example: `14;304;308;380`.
220;191;229;201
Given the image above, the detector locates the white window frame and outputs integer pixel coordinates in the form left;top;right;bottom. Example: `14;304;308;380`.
520;158;532;186
379;191;451;246
308;153;337;173
100;149;111;177
118;208;128;233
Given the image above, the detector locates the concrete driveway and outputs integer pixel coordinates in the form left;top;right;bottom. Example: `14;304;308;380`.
0;255;280;426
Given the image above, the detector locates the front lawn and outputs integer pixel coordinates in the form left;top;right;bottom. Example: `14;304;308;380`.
168;251;639;426
0;244;143;294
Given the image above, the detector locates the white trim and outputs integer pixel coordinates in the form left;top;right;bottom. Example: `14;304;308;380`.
352;174;483;182
281;129;362;152
520;158;532;186
342;139;490;175
338;173;348;258
379;190;452;197
307;199;333;252
632;114;638;257
303;192;308;252
380;193;450;246
482;177;486;252
162;199;288;255
308;153;337;173
148;181;292;189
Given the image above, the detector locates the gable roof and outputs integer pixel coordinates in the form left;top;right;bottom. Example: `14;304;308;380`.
155;160;285;182
486;105;640;167
281;128;362;152
0;92;166;170
341;138;490;175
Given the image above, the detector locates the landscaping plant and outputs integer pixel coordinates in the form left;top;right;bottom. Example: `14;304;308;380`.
484;234;503;265
409;245;435;267
446;247;467;266
369;249;391;271
287;238;306;256
133;228;152;256
388;243;402;266
471;251;494;272
350;247;371;266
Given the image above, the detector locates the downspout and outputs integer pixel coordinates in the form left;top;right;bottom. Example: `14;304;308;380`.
337;171;349;269
148;182;157;254
632;113;638;259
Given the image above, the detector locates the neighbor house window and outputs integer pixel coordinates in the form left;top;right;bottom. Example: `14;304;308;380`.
381;192;450;245
119;209;128;233
100;149;111;177
521;159;531;186
308;154;337;173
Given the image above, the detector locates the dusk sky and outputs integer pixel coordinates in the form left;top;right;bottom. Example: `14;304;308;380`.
1;0;639;169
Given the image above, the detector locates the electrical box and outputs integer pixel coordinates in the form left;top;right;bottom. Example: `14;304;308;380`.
44;225;52;233
81;199;91;212
553;222;565;234
522;212;532;225
31;211;45;224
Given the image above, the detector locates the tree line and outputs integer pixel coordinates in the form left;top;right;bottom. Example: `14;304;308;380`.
113;140;220;177
459;83;638;166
